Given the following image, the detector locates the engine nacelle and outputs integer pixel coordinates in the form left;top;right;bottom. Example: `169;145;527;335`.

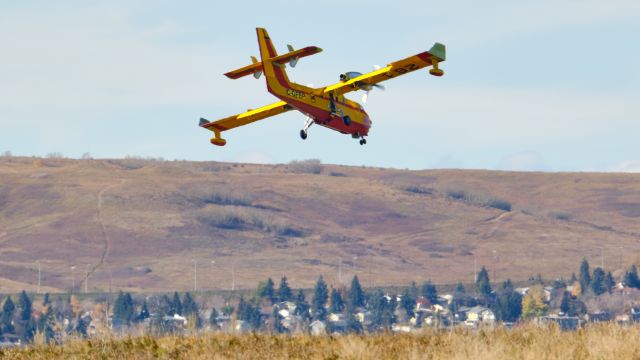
340;71;363;82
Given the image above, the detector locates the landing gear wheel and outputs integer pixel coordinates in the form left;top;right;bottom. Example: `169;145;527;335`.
359;138;367;145
300;129;307;140
343;116;351;126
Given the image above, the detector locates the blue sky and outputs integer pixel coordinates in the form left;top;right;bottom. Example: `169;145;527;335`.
1;1;639;171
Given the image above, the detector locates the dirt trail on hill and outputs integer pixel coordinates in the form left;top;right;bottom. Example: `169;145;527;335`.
81;180;125;288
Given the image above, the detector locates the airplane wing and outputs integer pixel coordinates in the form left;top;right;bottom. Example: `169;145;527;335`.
200;101;292;146
317;43;445;97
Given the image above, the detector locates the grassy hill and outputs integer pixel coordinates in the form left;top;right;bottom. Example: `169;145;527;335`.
1;156;639;293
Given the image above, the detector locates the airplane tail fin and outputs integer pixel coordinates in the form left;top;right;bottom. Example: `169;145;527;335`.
256;27;293;89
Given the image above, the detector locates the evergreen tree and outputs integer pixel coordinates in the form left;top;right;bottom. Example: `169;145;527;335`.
329;287;345;313
294;290;310;320
23;316;36;342
257;278;276;304
43;293;51;306
624;265;640;288
409;281;419;299
277;276;293;302
113;291;135;324
501;279;514;292
455;282;465;294
272;307;285;334
311;276;329;320
159;294;172;316
237;297;249;321
579;258;591;293
493;282;522;322
348;276;365;309
209;307;219;327
138;300;150;322
38;304;55;343
369;290;396;331
590;267;606;295
605;272;615;293
560;292;570;315
345;304;363;334
18;291;32;322
182;292;201;328
400;288;416;318
170;292;183;316
1;296;16;334
476;267;492;298
75;317;88;338
420;281;438;304
182;292;198;316
570;273;577;284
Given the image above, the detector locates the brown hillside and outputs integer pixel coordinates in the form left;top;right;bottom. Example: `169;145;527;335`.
1;156;639;293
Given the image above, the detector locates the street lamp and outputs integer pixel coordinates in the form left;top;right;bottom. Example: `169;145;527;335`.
70;265;76;292
192;259;197;292
85;264;91;293
211;260;216;291
36;260;41;294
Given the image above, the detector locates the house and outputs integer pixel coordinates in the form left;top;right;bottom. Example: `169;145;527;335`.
327;313;347;332
515;287;530;296
310;320;327;336
585;311;611;323
0;335;21;349
354;309;373;327
465;306;495;326
391;324;413;333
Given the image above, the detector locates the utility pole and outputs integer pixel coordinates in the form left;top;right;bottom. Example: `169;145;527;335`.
192;259;197;292
71;265;76;292
36;260;41;294
211;260;216;291
231;262;236;292
85;264;90;293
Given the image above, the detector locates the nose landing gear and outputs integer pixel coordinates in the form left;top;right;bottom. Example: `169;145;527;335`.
300;117;314;140
359;138;367;145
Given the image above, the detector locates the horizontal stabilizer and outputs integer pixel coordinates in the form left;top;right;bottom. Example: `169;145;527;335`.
199;118;210;127
224;46;322;79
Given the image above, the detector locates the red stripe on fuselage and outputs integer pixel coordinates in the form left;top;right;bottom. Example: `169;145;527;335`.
416;52;432;63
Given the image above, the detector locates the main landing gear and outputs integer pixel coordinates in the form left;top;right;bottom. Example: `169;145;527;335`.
352;132;367;145
300;117;313;140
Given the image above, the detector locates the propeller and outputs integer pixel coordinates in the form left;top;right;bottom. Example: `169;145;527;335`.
362;84;385;103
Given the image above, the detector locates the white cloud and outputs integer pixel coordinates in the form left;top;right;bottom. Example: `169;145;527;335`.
607;161;640;173
496;151;549;171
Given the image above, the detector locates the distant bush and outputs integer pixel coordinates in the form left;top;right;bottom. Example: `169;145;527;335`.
197;206;306;237
328;172;347;177
445;188;511;211
186;188;252;207
549;211;572;221
486;198;512;211
288;159;323;174
405;186;433;195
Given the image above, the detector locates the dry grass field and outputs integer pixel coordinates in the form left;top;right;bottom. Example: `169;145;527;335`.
2;156;640;293
3;324;640;359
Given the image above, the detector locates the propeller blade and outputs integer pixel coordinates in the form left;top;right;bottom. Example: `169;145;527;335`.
373;84;385;91
362;91;369;104
373;64;381;70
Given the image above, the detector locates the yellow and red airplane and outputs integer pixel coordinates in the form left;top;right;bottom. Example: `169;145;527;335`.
200;28;445;146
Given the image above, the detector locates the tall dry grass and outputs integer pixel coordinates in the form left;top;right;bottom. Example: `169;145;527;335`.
3;323;640;360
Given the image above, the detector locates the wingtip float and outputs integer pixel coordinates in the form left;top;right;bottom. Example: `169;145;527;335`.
200;27;445;147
